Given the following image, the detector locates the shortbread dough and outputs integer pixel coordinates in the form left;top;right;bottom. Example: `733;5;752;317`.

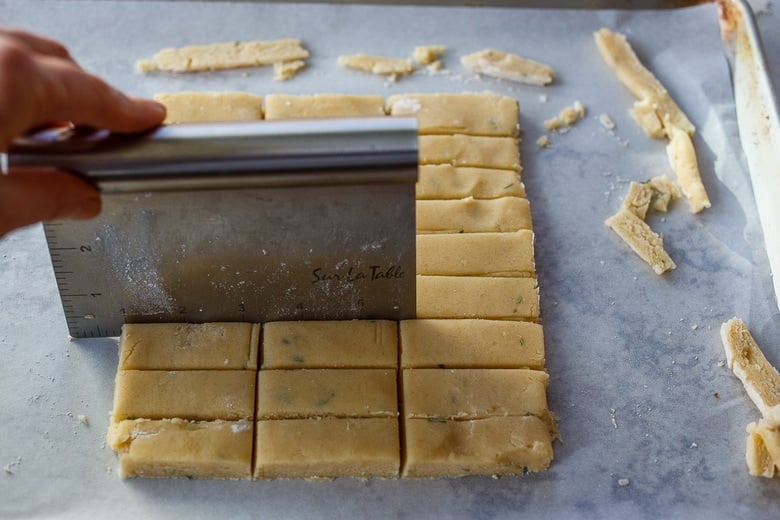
416;165;525;200
593;28;694;137
416;231;535;276
108;419;253;479
746;419;780;478
419;135;520;170
721;317;780;424
337;54;414;78
403;368;549;421
112;370;256;421
416;198;532;234
403;416;553;477
412;45;446;65
605;208;676;275
256;369;397;419
416;275;540;320
154;92;264;124
460;49;555;86
119;322;259;370
666;126;711;213
137;39;310;72
273;60;306;81
386;92;519;136
254;418;399;479
622;181;655;220
264;94;385;119
262;320;397;368
400;319;545;369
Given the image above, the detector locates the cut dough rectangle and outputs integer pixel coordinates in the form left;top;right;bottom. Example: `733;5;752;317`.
137;39;310;72
119;323;260;370
402;368;549;420
256;369;397;419
416;231;535;277
416;165;525;200
419;135;520;171
154;92;264;124
261;320;397;368
399;319;544;369
386;92;519;137
254;418;400;479
605;207;676;275
403;416;553;477
264;94;385;119
416;197;532;234
108;419;253;479
112;370;256;421
416;275;539;320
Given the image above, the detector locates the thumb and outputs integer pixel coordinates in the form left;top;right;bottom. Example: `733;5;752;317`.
0;168;100;237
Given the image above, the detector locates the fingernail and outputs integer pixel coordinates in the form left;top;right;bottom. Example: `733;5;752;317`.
72;194;101;220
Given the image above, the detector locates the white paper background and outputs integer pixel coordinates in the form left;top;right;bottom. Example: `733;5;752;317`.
1;1;779;518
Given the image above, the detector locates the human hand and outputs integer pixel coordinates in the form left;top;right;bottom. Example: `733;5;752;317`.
0;28;166;237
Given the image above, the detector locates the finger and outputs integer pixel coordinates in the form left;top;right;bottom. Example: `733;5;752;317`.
0;28;74;61
33;56;166;134
0;168;100;237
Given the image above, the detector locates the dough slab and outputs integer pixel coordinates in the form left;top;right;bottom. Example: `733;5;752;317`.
264;94;385;119
154;92;264;123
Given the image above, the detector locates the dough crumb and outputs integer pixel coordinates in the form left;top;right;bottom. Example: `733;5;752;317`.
538;94;548;103
544;101;586;131
273;59;306;81
461;48;555;85
599;113;616;130
78;414;90;426
618;478;630;486
413;45;446;65
536;135;550;148
338;54;414;78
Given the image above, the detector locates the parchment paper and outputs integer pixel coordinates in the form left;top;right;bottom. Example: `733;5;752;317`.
1;1;779;518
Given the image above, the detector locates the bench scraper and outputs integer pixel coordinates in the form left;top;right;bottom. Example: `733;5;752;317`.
6;117;418;338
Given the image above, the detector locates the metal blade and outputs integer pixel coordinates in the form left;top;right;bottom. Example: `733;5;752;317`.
718;0;780;310
25;117;418;337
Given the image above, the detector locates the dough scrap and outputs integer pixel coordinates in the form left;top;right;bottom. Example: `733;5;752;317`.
746;419;780;478
416;197;532;234
721;317;780;424
622;181;655;220
273;59;306;81
413;45;446;65
338;54;414;78
544;101;586;131
593;28;694;137
416;165;524;200
461;49;554;86
138;39;309;72
264;94;385;119
416;231;535;277
154;92;264;124
416;275;540;320
605;208;676;274
666;126;711;213
400;319;545;369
